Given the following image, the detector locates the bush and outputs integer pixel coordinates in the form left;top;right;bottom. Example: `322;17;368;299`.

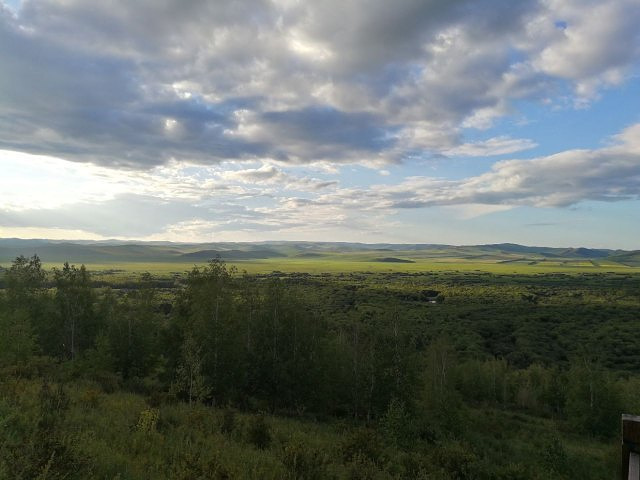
541;436;568;477
379;398;412;448
492;462;530;480
281;437;329;480
3;430;89;480
565;362;622;437
245;414;271;449
79;388;101;409
146;390;176;408
38;380;69;430
91;370;121;393
136;408;160;433
431;440;481;480
220;408;236;435
0;381;90;479
344;453;385;480
340;428;382;463
170;451;230;480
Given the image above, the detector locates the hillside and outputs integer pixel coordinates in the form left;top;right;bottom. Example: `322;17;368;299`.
0;238;631;267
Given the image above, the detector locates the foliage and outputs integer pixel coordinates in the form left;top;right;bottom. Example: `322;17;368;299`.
245;414;272;449
541;435;568;477
1;254;638;478
135;408;160;433
281;436;329;480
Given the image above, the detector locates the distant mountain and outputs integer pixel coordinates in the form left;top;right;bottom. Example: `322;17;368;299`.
482;243;613;258
607;251;640;266
560;247;611;259
0;238;634;266
181;249;286;260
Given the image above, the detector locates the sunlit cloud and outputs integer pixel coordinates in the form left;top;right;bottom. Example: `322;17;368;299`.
1;0;639;247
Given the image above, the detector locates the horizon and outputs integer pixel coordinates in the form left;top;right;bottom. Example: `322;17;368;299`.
0;236;635;252
1;1;639;248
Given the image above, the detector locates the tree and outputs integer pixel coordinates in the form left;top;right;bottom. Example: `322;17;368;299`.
565;356;622;437
5;254;45;305
107;274;162;380
422;337;466;438
179;258;240;405
1;255;47;364
171;332;210;405
0;309;37;367
53;263;94;361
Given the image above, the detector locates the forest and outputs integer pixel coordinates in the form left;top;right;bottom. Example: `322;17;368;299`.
1;254;639;479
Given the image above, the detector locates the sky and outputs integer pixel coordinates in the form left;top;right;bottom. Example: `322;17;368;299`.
0;0;639;248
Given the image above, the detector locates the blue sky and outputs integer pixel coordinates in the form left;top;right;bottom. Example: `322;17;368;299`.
0;0;639;248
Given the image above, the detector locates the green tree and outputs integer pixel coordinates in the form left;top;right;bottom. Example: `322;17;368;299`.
171;332;211;405
177;258;241;405
53;263;95;360
107;274;162;380
5;254;45;305
0;309;37;367
565;357;622;437
422;338;466;438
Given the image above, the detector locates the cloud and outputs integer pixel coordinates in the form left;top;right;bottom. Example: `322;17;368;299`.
226;107;395;163
531;0;640;100
1;123;639;241
444;136;537;157
0;0;638;169
220;164;338;191
0;193;268;238
316;123;640;210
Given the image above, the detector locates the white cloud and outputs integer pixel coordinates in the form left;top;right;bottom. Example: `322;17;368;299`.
0;226;106;241
0;150;129;210
2;123;639;241
530;0;640;101
444;136;537;157
442;204;514;219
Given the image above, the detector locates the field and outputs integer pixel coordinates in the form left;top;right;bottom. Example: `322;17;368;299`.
2;239;639;270
1;241;640;478
2;239;637;280
33;255;640;281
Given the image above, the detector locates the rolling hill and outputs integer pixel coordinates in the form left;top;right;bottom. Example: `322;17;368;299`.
0;238;635;268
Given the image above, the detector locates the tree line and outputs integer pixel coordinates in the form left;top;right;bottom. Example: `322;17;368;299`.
0;254;635;439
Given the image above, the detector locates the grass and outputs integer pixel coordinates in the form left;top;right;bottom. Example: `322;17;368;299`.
2;378;621;479
40;256;639;279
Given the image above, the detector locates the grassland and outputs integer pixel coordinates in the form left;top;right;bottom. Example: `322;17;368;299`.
2;239;636;278
64;257;638;284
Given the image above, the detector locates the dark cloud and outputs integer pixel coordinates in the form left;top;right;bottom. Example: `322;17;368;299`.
0;0;638;168
258;107;396;161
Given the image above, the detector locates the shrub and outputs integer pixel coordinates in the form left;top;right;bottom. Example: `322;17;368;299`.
541;436;568;477
281;437;329;480
344;453;385;480
136;408;160;433
1;382;90;479
220;408;236;435
170;451;230;480
379;398;412;448
245;414;272;449
431;440;481;480
340;428;382;463
79;388;101;409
